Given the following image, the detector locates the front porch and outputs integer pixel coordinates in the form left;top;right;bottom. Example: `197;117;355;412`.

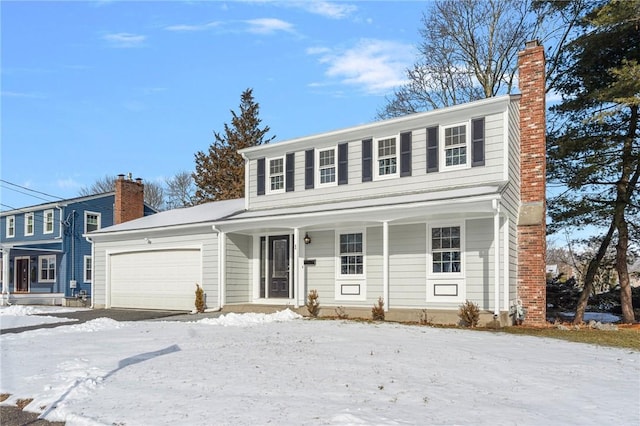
1;292;64;306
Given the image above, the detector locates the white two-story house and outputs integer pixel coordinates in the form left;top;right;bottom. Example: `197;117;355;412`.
88;41;547;325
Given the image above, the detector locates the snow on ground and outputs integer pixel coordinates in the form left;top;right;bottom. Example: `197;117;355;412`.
1;310;638;426
0;305;84;330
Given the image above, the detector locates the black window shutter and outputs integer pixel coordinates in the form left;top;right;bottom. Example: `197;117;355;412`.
257;158;265;195
305;149;314;189
286;153;295;192
338;143;348;185
400;131;412;177
426;126;439;173
362;138;373;182
471;117;485;167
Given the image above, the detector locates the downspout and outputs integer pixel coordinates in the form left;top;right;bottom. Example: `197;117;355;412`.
85;236;94;308
293;227;300;308
493;200;501;316
71;210;76;297
212;225;225;310
1;248;11;305
55;205;64;240
241;152;249;211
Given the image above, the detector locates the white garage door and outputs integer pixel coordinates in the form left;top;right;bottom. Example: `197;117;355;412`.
109;249;201;310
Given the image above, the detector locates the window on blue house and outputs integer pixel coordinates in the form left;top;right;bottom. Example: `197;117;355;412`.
84;256;92;283
6;216;15;238
44;209;54;234
85;212;101;233
39;255;56;282
25;213;34;236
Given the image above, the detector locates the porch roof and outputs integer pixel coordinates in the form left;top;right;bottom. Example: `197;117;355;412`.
217;185;503;233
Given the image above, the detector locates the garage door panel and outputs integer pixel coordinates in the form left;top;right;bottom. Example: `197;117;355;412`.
110;249;200;310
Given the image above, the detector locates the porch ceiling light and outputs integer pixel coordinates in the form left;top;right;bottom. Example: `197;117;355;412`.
304;233;311;245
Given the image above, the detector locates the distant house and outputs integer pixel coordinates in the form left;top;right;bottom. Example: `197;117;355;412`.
89;42;548;325
0;175;155;306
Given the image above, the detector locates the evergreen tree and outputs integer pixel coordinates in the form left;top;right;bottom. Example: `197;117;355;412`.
547;0;639;323
193;89;275;202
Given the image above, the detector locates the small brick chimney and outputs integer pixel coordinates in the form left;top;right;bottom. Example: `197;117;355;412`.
115;173;145;225
517;40;547;325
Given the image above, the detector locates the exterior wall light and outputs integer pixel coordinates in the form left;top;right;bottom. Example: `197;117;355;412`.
303;233;311;245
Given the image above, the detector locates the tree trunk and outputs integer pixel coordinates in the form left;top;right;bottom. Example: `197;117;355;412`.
573;220;616;324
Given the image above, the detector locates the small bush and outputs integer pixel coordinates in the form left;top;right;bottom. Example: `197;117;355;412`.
458;300;480;327
372;297;385;321
305;289;320;318
195;283;205;313
335;306;349;320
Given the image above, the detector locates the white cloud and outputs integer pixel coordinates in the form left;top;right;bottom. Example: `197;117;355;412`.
295;1;357;19
56;177;82;190
164;21;221;32
1;91;45;99
103;33;147;48
243;18;295;34
308;39;414;95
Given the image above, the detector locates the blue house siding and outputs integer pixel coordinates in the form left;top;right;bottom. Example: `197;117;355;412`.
1;189;156;304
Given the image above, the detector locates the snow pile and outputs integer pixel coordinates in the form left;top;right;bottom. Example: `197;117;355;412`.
1;310;638;425
197;308;302;327
0;305;81;331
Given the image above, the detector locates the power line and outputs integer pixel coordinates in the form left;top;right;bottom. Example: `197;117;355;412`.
0;179;65;201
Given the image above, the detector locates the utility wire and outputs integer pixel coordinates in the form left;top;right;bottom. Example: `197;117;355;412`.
0;179;65;201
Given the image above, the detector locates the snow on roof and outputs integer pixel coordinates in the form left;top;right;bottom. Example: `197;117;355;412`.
89;198;245;235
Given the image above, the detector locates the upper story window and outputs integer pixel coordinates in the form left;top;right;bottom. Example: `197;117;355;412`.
375;136;398;179
318;147;336;186
6;216;15;238
268;157;285;193
85;211;101;233
43;210;54;234
39;255;56;282
25;213;34;236
443;124;468;168
338;231;365;276
431;225;462;274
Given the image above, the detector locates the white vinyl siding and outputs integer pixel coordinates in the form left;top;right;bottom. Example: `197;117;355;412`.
388;224;427;308
43;209;54;234
226;234;252;304
244;97;513;212
25;213;34;236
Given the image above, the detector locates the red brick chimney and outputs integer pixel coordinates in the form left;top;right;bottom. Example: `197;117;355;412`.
115;173;145;225
517;40;547;325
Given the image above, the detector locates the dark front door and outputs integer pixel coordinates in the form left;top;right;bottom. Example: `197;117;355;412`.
15;258;29;293
269;235;290;298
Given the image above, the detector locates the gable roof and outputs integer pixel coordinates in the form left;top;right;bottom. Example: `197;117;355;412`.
87;198;245;236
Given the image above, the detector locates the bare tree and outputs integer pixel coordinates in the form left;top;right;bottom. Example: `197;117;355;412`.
79;175;165;211
165;171;196;209
377;0;584;118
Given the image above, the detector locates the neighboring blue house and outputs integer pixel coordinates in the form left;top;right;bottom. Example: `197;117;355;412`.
0;175;155;306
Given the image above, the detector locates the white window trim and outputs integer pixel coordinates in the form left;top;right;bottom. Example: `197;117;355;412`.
43;209;54;234
6;215;15;238
84;255;92;283
266;156;285;194
440;121;471;171
427;222;465;278
373;135;399;181
24;213;34;236
316;147;338;187
39;255;56;283
84;211;102;234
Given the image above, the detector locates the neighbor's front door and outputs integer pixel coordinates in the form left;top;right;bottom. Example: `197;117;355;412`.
15;258;29;293
268;235;290;298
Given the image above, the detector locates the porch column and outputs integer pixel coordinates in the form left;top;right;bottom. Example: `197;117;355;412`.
1;248;10;306
218;231;226;309
494;205;501;316
293;227;301;308
503;216;510;313
383;221;389;312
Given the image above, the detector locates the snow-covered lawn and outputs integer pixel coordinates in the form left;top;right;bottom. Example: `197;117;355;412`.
0;305;84;330
1;310;638;426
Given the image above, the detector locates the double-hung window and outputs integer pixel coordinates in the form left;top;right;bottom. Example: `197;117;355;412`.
339;232;364;276
84;256;92;282
268;157;285;192
443;124;467;167
6;216;15;238
44;210;54;234
375;137;397;179
431;226;462;273
39;255;56;282
25;213;34;236
318;147;336;185
85;212;101;233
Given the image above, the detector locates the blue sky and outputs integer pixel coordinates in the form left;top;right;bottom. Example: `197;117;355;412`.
1;0;427;210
